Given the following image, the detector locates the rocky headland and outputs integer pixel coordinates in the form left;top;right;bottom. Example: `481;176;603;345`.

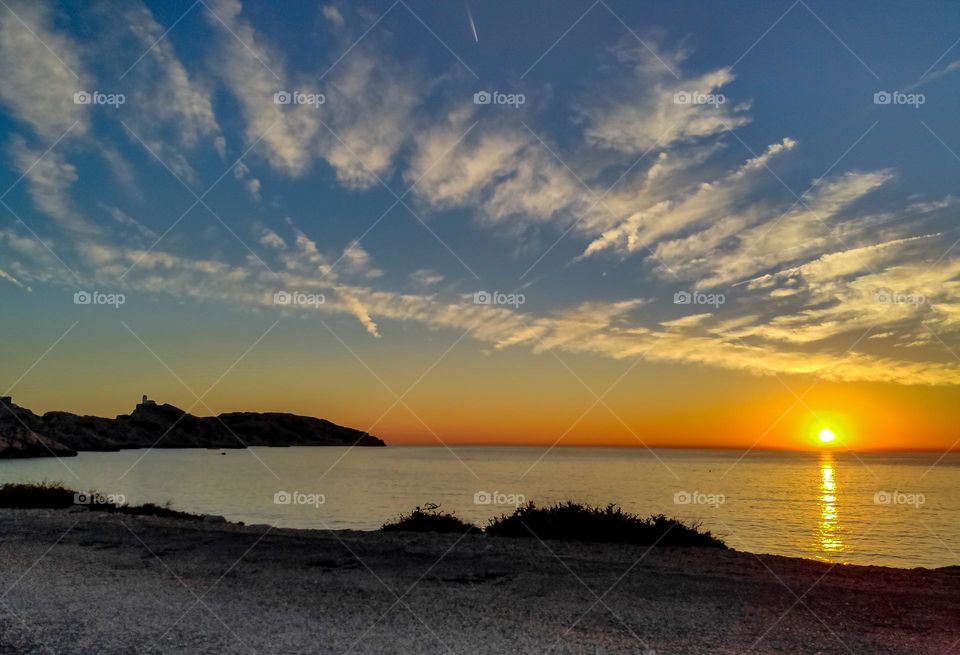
0;396;385;458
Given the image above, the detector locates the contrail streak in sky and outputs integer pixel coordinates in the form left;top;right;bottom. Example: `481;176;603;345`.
466;2;478;42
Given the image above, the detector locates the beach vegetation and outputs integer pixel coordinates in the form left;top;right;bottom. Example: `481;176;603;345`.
0;482;203;520
485;501;726;548
381;503;481;534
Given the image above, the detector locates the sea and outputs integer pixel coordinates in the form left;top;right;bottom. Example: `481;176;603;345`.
1;446;956;569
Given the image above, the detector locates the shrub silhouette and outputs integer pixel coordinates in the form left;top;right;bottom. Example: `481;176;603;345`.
0;481;74;508
381;503;480;534
486;501;726;548
0;482;202;520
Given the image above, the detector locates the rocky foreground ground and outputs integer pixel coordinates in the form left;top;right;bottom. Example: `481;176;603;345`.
0;508;958;654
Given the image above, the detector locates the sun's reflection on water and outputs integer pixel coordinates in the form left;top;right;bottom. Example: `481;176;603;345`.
816;452;844;560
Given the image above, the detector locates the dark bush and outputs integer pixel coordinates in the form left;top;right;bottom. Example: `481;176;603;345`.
110;501;202;520
381;503;480;534
0;482;203;520
485;501;726;549
0;481;75;509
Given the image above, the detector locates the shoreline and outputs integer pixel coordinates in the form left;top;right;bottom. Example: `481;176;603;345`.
1;508;958;654
12;442;960;454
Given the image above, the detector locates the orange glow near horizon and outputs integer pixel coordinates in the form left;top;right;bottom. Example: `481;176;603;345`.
5;330;959;452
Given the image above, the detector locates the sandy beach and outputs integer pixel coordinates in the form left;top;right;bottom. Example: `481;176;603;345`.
0;509;957;654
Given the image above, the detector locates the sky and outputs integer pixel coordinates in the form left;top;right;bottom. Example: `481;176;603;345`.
0;0;958;451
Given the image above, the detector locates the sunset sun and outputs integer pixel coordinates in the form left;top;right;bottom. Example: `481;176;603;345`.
818;428;837;445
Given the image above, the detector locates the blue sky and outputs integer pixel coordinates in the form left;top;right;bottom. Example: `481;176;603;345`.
1;0;959;445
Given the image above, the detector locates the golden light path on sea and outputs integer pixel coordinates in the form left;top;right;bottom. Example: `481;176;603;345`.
816;452;844;560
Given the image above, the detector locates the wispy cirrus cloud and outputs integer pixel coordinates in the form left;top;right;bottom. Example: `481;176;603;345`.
7;136;96;233
583;137;799;259
4;215;958;386
581;43;751;154
0;0;86;140
105;1;222;183
204;0;419;187
1;1;957;393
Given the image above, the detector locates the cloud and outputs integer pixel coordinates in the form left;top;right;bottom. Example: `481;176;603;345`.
109;1;221;184
320;52;421;189
204;0;318;175
0;268;26;289
583;137;798;258
322;5;345;27
680;169;896;289
8;136;95;233
0;4;957;392
258;228;286;250
340;241;383;279
100;204;156;240
338;291;381;337
725;235;960;346
904;59;960;91
0;224;76;286
99;145;140;198
0;1;87;140
408;48;766;246
232;161;262;199
395;36;956;384
3;213;958;386
407;111;596;237
906;194;956;214
407;113;531;208
410;269;444;288
205;0;419;187
581;44;751;154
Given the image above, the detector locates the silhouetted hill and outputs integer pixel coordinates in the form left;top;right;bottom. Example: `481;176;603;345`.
0;396;384;458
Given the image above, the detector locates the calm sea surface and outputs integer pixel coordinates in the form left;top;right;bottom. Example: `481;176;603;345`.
1;446;957;569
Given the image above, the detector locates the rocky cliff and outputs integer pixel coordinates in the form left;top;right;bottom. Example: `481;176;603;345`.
0;396;385;458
